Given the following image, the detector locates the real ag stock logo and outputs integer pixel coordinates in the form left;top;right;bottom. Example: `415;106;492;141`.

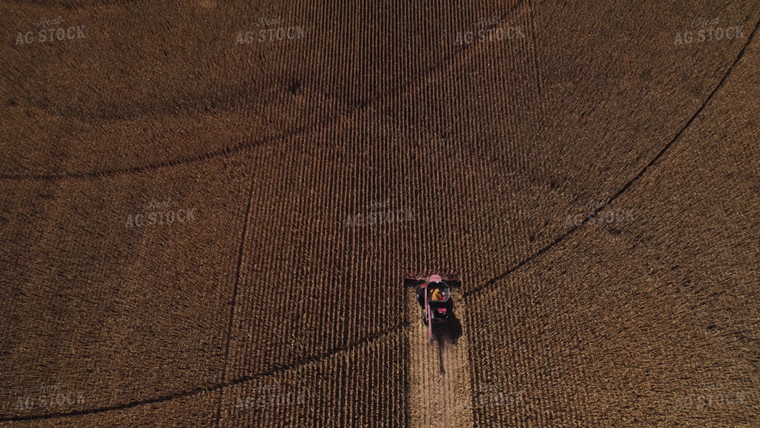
345;199;414;228
125;198;197;228
236;17;305;44
564;198;634;228
673;384;746;412
234;384;306;411
15;16;86;45
674;17;744;46
14;382;85;411
454;17;525;46
475;384;524;408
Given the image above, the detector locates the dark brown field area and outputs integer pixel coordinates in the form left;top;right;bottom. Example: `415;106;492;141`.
1;0;759;426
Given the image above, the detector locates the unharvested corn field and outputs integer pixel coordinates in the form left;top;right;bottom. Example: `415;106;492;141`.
1;0;759;426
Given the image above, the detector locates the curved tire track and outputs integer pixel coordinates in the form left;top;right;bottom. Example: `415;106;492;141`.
1;7;756;424
0;1;527;181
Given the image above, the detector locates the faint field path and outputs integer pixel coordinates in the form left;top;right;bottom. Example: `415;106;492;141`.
406;288;473;428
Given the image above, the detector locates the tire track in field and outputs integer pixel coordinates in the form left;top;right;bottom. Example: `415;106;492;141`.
406;288;473;428
3;6;757;425
3;18;757;420
463;10;760;299
0;1;528;181
211;155;258;427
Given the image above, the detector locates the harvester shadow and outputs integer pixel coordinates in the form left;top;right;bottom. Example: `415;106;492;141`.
432;316;463;375
433;315;463;345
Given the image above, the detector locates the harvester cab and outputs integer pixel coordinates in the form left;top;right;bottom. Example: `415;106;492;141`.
404;272;461;344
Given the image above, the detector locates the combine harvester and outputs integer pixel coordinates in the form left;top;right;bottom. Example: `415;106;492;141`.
404;272;461;344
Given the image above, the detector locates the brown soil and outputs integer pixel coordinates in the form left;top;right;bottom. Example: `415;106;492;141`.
1;0;759;426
